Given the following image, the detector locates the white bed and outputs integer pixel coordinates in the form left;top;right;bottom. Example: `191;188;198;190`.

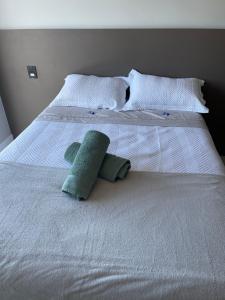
0;104;225;300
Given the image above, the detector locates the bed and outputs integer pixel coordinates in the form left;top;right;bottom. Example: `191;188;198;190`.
0;88;225;299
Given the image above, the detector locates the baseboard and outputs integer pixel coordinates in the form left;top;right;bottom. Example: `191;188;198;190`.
0;134;13;152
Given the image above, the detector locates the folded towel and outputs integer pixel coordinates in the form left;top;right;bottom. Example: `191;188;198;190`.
62;130;110;200
65;142;131;182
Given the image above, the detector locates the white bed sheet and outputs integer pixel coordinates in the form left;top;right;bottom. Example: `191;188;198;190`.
0;114;224;176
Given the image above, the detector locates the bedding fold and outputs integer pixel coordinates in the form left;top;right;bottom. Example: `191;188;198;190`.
64;142;131;182
37;106;206;128
62;130;110;200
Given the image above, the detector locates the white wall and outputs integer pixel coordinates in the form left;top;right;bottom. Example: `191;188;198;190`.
0;0;225;29
0;97;12;151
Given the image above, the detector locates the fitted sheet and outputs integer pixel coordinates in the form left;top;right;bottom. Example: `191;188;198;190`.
0;109;224;175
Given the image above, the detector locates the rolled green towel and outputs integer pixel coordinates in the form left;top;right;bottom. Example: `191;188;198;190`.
64;142;131;182
62;130;110;200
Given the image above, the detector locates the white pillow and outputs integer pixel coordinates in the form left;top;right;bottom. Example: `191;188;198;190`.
122;69;208;113
51;74;128;110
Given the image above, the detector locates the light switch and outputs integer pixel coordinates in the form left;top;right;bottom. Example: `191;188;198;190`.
27;65;38;79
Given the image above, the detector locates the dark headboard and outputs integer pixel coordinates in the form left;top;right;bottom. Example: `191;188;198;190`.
0;29;225;153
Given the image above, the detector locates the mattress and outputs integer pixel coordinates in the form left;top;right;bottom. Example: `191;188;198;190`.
0;107;224;175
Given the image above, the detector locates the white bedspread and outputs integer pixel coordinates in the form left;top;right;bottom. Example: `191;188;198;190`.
0;111;224;175
1;107;225;300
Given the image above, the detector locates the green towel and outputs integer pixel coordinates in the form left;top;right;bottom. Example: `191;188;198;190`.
64;142;131;182
62;130;110;200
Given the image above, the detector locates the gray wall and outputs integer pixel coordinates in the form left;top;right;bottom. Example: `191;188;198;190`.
0;29;225;153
